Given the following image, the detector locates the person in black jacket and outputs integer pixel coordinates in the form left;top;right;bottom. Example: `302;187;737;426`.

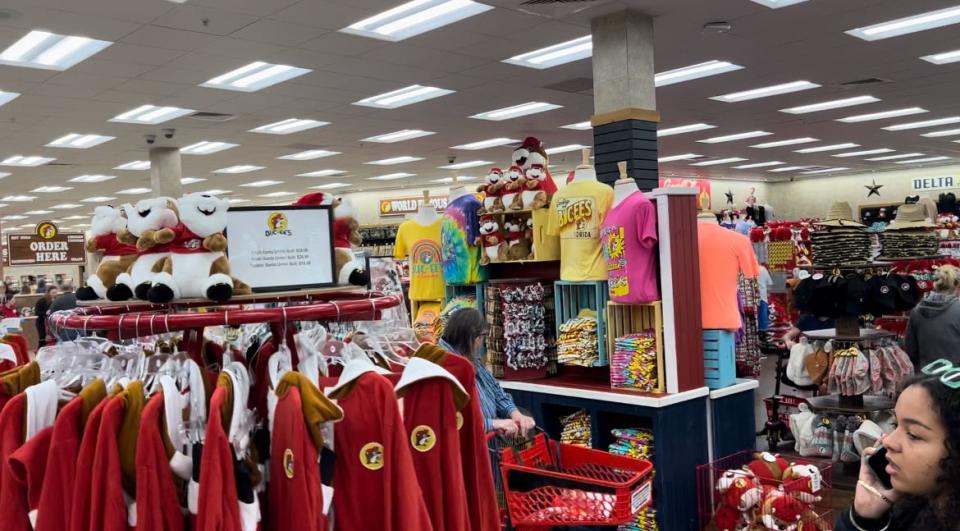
838;362;960;531
33;286;59;349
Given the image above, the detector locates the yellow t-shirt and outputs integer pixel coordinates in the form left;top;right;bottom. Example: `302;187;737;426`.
546;179;614;281
394;218;445;301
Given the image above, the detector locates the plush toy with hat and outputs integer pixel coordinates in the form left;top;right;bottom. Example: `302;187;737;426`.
292;192;368;286
502;165;525;211
512;136;558;195
477;214;507;265
521;163;549;209
477;167;505;214
745;452;791;486
108;197;179;301
77;206;139;301
760;489;807;531
504;215;532;261
781;463;823;504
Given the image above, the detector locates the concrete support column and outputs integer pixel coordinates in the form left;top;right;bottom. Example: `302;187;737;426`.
149;147;183;198
590;10;660;190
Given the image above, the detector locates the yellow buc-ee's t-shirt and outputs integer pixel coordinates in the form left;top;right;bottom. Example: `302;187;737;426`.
394;218;445;301
546;179;615;281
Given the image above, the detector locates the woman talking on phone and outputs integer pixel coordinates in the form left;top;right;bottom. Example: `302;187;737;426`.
838;359;960;530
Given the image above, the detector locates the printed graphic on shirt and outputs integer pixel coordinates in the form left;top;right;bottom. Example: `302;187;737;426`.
601;225;629;297
283;448;295;478
360;442;385;471
410;425;436;452
554;196;598;240
411;240;442;279
455;412;464;431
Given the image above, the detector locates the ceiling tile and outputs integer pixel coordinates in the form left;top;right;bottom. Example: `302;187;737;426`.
230;18;328;47
121;25;224;52
151;5;260;36
189;0;300;17
270;1;376;30
299;32;388;56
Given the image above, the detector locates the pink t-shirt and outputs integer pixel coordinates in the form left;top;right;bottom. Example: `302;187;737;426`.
600;191;660;304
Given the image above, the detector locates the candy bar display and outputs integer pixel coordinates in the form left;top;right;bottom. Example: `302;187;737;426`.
502;283;548;370
557;312;600;366
560;409;592;448
610;429;658;531
413;302;441;343
736;275;762;378
610;333;658;391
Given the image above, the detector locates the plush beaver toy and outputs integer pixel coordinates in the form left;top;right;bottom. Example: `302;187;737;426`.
76;206;138;301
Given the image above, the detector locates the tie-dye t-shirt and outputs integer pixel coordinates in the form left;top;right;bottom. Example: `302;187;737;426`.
394;218;445;301
441;194;487;284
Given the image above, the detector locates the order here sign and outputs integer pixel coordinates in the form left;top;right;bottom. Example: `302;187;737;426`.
4;222;86;266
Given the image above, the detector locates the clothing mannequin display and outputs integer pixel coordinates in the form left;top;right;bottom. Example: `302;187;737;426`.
697;210;760;329
441;183;487;284
601;161;659;303
395;190;444;301
448;184;468;203
612;164;640;207
546;148;614;281
415;190;438;225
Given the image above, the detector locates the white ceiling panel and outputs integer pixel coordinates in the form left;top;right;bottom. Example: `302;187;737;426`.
299;32;389;56
229;18;329;47
150;5;260;36
189;0;300;18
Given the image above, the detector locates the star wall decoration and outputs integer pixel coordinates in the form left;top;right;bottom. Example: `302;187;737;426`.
725;189;734;205
865;179;883;197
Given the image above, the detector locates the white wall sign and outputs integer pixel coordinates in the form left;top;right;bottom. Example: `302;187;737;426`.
226;206;335;291
912;176;956;192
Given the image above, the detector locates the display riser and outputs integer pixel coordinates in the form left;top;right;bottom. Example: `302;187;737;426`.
709;385;757;460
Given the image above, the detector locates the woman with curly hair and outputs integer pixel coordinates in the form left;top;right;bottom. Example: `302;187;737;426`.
838;360;960;530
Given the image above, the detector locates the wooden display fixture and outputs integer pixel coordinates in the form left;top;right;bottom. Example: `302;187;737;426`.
834;316;860;337
485;208;559;262
605;301;665;393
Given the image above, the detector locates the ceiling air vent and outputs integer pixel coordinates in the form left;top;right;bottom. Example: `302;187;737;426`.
188;112;236;122
543;77;593;95
45;162;73;166
839;77;891;87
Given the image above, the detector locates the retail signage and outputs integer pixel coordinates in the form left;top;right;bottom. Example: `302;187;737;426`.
378;195;448;217
4;222;85;266
911;176;957;192
225;206;336;292
659;177;712;210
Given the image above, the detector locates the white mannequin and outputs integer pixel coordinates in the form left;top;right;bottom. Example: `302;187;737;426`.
415;189;438;225
612;161;639;207
572;147;598;182
448;184;467;202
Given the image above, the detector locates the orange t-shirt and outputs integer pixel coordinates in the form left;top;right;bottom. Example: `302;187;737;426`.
698;223;759;330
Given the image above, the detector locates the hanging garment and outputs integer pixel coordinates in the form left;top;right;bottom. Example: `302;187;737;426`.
134;385;190;531
328;361;433;531
0;364;42;512
0;362;40;412
396;357;471;531
197;374;243;531
69;387;117;531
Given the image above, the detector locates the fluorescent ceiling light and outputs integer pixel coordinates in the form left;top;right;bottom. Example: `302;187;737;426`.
278;149;340;161
690;157;747;166
795;142;860;153
240;180;283;188
546;144;587;155
31;186;72;193
24;210;53;215
0;91;18;109
259;191;296;198
114;160;150;171
1;215;27;220
503;36;592;69
354;85;454;109
658;123;716;137
768;166;812;172
203;189;232;195
228;198;249;204
655;60;743;87
838;107;928;123
833;148;895;157
439;160;492;169
341;0;493;42
750;0;808;7
0;172;9;179
215;165;264;174
560;121;592;131
180;141;238;155
109;104;194;125
750;137;819;148
471;101;562;121
922;128;960;138
866;152;925;161
368;172;415;181
46;133;114;149
63;215;87;219
201;62;311;92
52;204;82;210
365;156;424;165
895;156;952;164
780;95;880;114
710;81;820;103
1;155;54;167
117;188;151;195
0;30;111;71
69;174;115;183
883;116;960;131
310;182;351;190
81;196;115;202
362;129;435;143
846;5;960;41
921;48;960;65
431;176;478;183
297;169;347;177
180;177;206;185
451;137;519;150
802;167;850;175
249;118;328;135
698;131;772;143
658;153;701;162
733;161;785;169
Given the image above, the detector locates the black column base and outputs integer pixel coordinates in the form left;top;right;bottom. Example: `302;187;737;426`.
592;118;658;190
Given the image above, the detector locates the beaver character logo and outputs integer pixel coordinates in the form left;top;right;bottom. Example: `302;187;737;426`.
410;425;436;453
283;448;295;478
360;442;385;471
265;212;292;236
37;222;58;240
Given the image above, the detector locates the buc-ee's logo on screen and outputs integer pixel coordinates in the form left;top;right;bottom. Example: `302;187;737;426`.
265;212;293;237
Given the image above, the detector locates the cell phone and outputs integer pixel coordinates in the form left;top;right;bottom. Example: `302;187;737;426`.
867;446;893;490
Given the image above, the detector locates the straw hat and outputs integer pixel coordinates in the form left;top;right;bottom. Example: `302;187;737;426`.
887;202;935;230
817;201;865;228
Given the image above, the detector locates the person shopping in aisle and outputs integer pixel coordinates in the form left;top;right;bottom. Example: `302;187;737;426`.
439;308;536;437
33;285;59;349
905;265;960;369
837;360;960;530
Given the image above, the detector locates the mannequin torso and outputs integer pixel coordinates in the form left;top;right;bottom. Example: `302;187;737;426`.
448;185;467;202
415;205;438;225
613;179;639;207
572;167;598;182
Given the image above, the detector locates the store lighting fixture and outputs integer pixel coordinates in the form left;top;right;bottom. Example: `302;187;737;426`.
750;137;819;148
368;172;415;181
278;149;340;161
249;118;328;135
780;95;880;114
431;176;478;183
833;148;895;157
46;133;114;149
114;160;150;171
31;186;72;193
658;153;701;162
109;105;194;125
354;85;454;109
560;121;592;131
201;62;311;92
690;157;747;166
180;141;238;155
750;0;807;7
471;102;562;121
710;81;820;103
922;128;960;138
698;131;772;144
1;215;27;220
451;137;519;150
69;174;115;183
795;143;860;153
24;210;53;215
309;182;351;190
838;107;928;123
504;36;592;69
865;152;924;161
0;91;18;109
117;188;151;195
921;48;960;65
802;167;850;174
1;155;54;167
846;5;960;41
341;0;492;42
658;123;716;137
63;215;87;219
365;156;424;165
438;160;492;170
214;165;264;174
768;166;812;172
259;191;295;198
545;144;587;155
654;60;743;87
52;204;82;210
0;30;112;71
81;196;115;202
202;189;232;195
895;156;952;164
362;129;435;143
297;169;347;177
883;116;960;131
732;161;785;169
0;172;9;179
240;180;283;188
180;177;206;185
228;198;250;204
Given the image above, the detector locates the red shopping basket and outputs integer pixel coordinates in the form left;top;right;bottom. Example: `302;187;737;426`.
499;432;654;527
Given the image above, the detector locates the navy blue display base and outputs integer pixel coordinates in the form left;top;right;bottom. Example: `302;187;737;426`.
708;380;759;460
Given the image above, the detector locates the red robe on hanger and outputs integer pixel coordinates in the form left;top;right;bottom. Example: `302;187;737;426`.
135;392;186;531
0;393;29;528
196;374;243;531
7;427;52;530
69;388;115;531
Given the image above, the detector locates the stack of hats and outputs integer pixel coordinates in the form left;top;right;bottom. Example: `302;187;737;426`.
560;409;592;448
880;203;939;258
810;202;871;264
